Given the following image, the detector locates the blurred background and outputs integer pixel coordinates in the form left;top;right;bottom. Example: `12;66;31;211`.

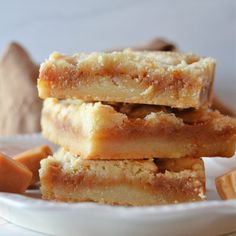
0;0;235;135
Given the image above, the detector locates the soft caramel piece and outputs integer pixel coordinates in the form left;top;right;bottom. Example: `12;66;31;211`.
38;49;215;109
215;169;236;200
14;145;52;185
39;149;206;206
0;152;32;193
41;98;236;160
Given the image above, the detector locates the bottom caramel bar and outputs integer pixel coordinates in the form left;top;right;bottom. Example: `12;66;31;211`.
40;149;206;206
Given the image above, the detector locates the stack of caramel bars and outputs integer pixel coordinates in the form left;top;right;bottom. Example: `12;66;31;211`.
37;49;236;206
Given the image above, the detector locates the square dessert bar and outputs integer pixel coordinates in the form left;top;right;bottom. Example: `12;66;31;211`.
41;98;236;160
40;148;206;206
38;50;215;109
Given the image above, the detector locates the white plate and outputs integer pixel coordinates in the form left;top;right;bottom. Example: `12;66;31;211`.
0;134;236;236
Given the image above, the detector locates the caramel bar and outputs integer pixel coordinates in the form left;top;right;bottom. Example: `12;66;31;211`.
41;98;236;159
38;50;215;109
40;148;206;206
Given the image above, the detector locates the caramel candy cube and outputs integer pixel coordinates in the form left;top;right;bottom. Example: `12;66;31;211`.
14;145;52;185
0;152;32;193
215;169;236;200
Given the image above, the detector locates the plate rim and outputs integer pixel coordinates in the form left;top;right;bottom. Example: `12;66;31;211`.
0;192;236;216
0;133;236;218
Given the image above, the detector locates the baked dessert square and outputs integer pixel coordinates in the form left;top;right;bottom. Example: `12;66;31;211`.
38;50;215;109
41;98;236;159
40;149;206;206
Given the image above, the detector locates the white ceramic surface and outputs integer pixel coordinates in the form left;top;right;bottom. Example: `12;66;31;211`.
0;134;236;236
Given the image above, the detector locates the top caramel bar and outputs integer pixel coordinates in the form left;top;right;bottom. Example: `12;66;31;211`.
38;49;215;108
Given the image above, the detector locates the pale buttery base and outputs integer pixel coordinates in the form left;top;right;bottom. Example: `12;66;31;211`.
41;98;236;159
40;149;206;206
38;50;216;109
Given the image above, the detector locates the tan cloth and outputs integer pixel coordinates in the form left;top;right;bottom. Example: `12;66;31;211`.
0;42;41;135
